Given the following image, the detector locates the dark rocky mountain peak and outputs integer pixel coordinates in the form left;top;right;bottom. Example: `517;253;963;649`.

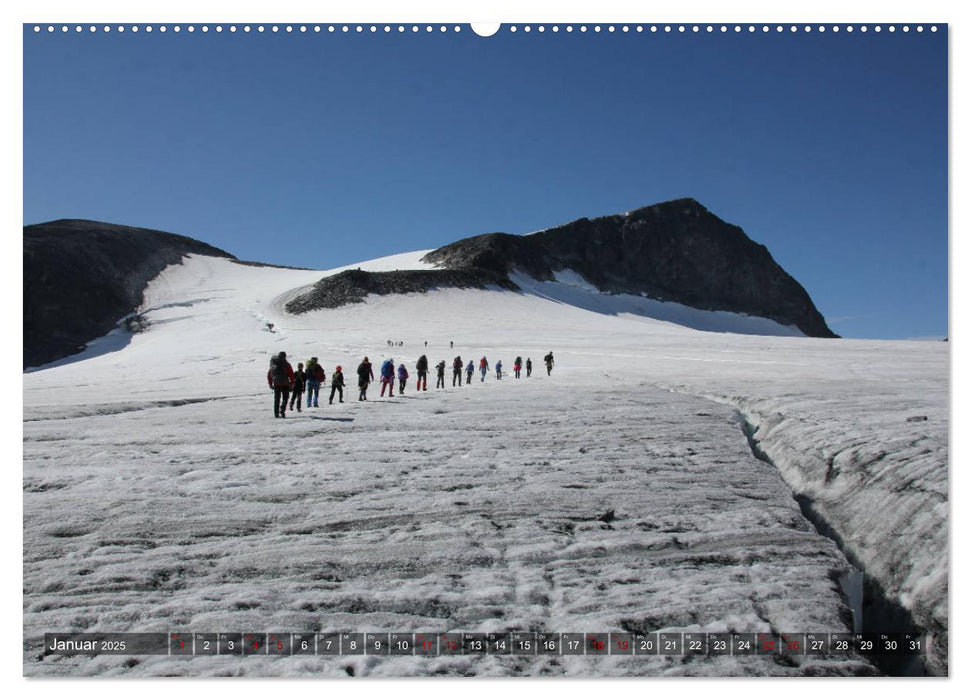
419;198;836;338
24;219;235;368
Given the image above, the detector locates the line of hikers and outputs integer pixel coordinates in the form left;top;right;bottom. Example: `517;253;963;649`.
268;350;555;418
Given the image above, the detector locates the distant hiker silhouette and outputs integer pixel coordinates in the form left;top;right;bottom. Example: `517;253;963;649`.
526;358;532;377
544;352;554;376
357;357;374;401
452;356;463;386
416;354;429;391
290;362;306;412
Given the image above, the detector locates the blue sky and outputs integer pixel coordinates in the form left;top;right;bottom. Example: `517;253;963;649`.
23;24;947;339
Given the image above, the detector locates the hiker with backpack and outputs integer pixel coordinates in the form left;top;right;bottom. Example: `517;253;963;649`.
289;362;306;412
544;351;555;376
305;356;326;407
465;359;474;384
267;351;295;418
329;365;345;404
526;358;533;377
397;363;409;394
416;354;429;391
496;360;503;380
513;356;522;379
357;357;374;401
452;356;463;386
380;358;396;397
479;356;489;382
436;360;446;389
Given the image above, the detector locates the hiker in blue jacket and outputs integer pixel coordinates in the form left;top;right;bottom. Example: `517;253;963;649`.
380;358;396;397
397;363;409;394
496;360;503;380
465;360;474;385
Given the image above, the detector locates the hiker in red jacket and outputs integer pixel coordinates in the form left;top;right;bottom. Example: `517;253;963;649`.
267;351;295;418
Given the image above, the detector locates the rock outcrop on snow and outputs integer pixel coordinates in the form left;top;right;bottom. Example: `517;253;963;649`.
285;267;516;314
421;198;836;338
23;219;234;368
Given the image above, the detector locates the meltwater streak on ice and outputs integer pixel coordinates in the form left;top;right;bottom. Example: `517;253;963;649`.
735;410;928;677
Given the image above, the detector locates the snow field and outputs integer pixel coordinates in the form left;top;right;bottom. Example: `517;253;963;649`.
25;376;872;676
23;253;948;676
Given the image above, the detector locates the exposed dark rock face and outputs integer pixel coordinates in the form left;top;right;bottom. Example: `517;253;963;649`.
285;268;517;314
24;219;235;368
422;198;836;338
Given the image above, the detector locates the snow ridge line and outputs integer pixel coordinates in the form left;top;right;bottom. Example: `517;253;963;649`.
658;384;935;676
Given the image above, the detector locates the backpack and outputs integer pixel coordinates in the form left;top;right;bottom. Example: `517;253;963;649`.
269;356;289;385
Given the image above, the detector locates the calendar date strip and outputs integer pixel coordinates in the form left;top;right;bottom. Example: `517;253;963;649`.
41;632;925;657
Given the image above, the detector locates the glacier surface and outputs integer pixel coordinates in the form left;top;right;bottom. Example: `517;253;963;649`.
23;254;947;677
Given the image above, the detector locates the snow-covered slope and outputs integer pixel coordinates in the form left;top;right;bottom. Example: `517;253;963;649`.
510;270;805;336
23;253;948;677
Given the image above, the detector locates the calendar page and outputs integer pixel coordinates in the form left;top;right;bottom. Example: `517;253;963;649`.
21;2;949;683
